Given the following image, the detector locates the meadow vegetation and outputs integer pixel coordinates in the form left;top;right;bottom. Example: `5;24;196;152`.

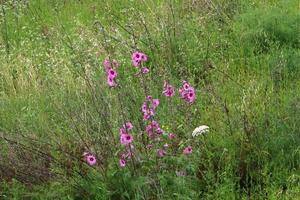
0;0;299;199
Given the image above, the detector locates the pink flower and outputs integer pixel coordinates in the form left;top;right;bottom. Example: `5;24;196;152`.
119;128;127;135
107;76;116;87
133;59;140;67
183;146;193;155
126;151;134;160
163;81;175;97
183;82;190;90
151;121;159;129
132;51;148;67
152;99;160;108
148;108;155;116
141;103;147;112
168;133;175;140
179;81;196;103
156;128;163;135
104;59;118;87
146;124;153;134
142;67;149;74
119;159;126;167
103;59;111;70
132;51;141;61
146;95;152;101
143;112;150;120
120;134;133;145
158;149;166;157
141;97;160;121
123;122;133;130
108;69;117;78
140;53;148;62
86;155;97;166
163;143;169;148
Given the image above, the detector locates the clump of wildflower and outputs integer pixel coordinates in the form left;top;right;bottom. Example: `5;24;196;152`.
146;120;163;138
103;59;119;87
132;51;148;67
179;81;196;103
141;96;160;120
119;122;134;146
163;81;175;97
118;122;135;168
183;146;193;155
192;125;209;137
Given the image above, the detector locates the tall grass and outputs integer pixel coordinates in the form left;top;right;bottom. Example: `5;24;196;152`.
0;0;299;199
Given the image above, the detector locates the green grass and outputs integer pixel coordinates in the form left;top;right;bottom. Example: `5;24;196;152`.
1;0;300;199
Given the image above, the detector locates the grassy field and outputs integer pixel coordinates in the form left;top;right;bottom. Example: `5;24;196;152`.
0;0;300;199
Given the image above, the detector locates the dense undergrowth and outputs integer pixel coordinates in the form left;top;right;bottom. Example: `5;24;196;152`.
0;0;299;199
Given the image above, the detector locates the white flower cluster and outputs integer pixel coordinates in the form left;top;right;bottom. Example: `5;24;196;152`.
192;125;209;137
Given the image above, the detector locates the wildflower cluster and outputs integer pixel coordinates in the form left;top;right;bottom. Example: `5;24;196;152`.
104;59;119;87
96;51;199;171
132;51;148;67
141;96;160;120
118;122;134;167
179;80;196;103
163;81;175;97
119;122;134;145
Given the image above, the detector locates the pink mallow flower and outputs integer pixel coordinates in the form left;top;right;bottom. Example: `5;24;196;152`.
103;60;111;70
104;59;118;87
179;81;196;103
108;68;117;78
86;155;97;166
119;159;126;167
140;53;148;62
163;81;175;97
152;99;160;108
132;51;148;67
183;146;193;155
123;122;133;130
107;76;116;87
141;97;160;120
142;67;149;74
119;128;127;135
156;127;163;135
146;121;162;138
120;134;133;145
152;121;159;129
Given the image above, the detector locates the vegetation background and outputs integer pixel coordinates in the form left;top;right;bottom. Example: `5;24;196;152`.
0;0;299;199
